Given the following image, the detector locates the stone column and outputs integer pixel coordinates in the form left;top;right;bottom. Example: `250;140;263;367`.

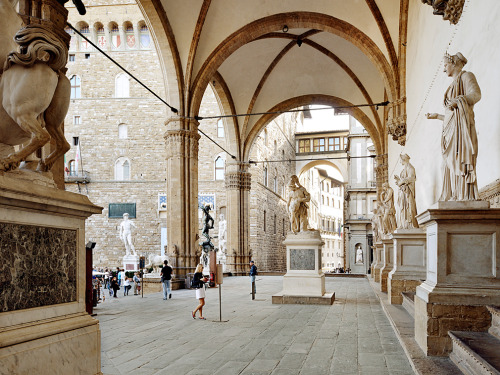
164;117;200;278
119;26;126;51
372;242;384;282
134;23;140;50
380;238;393;293
414;202;500;356
225;161;251;275
387;228;426;304
104;26;112;51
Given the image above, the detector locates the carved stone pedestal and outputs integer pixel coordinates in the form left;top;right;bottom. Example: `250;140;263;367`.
272;231;334;305
414;201;500;356
380;239;394;293
372;242;384;283
0;174;102;374
388;228;426;305
123;254;139;271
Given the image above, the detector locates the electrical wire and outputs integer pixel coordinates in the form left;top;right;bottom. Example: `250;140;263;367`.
66;22;179;114
248;155;376;164
66;22;389;162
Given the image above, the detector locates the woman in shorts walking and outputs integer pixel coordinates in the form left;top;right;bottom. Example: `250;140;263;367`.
192;264;208;320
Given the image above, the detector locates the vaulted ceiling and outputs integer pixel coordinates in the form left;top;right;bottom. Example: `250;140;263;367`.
138;0;409;159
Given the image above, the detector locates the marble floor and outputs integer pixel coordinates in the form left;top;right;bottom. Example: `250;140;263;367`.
96;276;414;375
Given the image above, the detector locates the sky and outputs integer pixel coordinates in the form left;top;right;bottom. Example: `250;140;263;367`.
297;105;350;133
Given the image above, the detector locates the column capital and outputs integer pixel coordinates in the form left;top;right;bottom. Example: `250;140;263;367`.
164;118;200;160
225;161;251;190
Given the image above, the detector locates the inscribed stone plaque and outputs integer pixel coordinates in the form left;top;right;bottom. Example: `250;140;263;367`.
290;249;315;270
109;203;136;218
0;222;77;312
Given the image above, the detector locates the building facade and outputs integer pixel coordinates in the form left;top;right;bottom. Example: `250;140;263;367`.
63;0;298;271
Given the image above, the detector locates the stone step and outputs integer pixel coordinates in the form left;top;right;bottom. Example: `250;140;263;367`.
401;291;415;319
449;331;500;375
488;306;500;340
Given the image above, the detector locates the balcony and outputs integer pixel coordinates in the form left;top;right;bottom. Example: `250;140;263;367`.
65;170;91;183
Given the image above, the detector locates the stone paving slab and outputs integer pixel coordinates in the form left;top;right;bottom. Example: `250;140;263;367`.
95;276;414;375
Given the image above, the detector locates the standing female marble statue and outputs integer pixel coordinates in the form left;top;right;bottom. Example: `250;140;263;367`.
394;154;419;229
380;183;397;235
287;175;311;233
426;52;481;201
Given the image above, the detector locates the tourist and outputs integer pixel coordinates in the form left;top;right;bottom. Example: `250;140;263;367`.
160;260;173;300
192;264;208;320
133;272;141;295
104;268;110;289
249;260;258;294
123;277;131;296
110;277;120;298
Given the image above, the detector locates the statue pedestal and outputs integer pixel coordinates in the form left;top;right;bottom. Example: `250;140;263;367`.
0;174;102;374
123;254;140;271
272;231;334;305
414;201;500;356
372;242;384;282
388;228;426;304
380;239;394;293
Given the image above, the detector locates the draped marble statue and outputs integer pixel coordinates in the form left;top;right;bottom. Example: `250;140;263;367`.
287;175;311;233
426;52;481;201
380;183;397;235
371;204;383;242
394;154;419;229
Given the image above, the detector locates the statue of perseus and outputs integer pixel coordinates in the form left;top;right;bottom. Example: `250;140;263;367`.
426;52;481;201
119;213;137;255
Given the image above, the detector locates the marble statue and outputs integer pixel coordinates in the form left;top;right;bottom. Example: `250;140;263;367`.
426;52;481;201
380;183;397;235
372;204;383;242
119;213;137;255
287;175;311;233
218;214;227;255
394;154;419;229
0;0;71;172
355;245;363;264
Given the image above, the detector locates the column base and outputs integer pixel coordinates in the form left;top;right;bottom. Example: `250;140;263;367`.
388;277;423;304
380;267;393;293
414;284;497;356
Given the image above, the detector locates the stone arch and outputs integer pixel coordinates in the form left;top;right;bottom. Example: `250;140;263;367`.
298;160;347;184
207;73;241;158
189;12;396;120
136;0;185;115
243;94;383;161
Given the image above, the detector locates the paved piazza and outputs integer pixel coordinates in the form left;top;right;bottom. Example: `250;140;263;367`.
97;276;414;375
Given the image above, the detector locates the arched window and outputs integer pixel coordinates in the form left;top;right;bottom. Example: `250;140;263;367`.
115;157;130;180
263;210;266;232
274;140;277;154
217;119;224;138
110;22;120;49
264;129;268;146
68;159;76;176
118;124;128;139
139;21;150;48
263;166;268;186
124;22;135;49
274;214;277;234
79;22;90;51
95;22;106;49
273;176;277;193
215;156;225;180
70;75;81;99
115;73;129;98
